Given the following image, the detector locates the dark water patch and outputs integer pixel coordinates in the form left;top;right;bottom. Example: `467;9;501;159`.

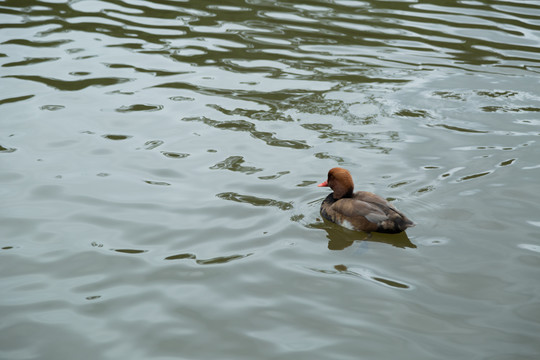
2;57;60;67
170;95;195;102
208;104;294;122
196;253;252;265
394;109;433;118
303;123;395;153
40;105;65;111
3;75;131;91
1;39;72;48
389;180;414;189
258;171;290;180
430;124;489;134
156;82;315;109
371;276;410;289
164;253;196;261
326;265;411;289
314;152;345;163
414;185;435;194
216;192;293;211
0;94;34;106
106;42;145;51
301;123;332;131
250;110;294;122
102;134;132;141
296;180;318;187
116;104;163;112
144;180;171;186
313;127;366;142
475;90;518;98
141;140;164;150
66;48;85;55
210;156;263;175
70;72;91;76
105;63;188;77
161;151;190;159
481;106;540;113
431;91;466;101
289;94;350;116
107;90;135;95
0;145;17;153
457;171;492;182
113;249;148;254
454;145;517;152
164;252;252;265
183;116;310;149
438;167;464;180
498;159;516;167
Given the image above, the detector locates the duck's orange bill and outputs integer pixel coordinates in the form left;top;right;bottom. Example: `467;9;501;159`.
317;180;328;187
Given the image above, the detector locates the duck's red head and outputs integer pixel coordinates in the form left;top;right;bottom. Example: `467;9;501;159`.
318;167;354;199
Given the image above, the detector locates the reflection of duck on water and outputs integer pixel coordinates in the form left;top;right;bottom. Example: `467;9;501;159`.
309;221;416;250
324;224;416;251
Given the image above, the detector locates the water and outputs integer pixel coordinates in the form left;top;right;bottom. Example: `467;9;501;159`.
2;0;540;359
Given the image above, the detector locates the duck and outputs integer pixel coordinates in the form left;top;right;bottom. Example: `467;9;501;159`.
318;167;415;233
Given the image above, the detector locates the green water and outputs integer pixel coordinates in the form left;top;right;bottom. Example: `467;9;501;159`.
1;1;540;359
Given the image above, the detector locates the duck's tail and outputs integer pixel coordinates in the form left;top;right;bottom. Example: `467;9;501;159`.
400;218;415;231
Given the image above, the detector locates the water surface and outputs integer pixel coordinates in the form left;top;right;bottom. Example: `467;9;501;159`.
2;1;540;359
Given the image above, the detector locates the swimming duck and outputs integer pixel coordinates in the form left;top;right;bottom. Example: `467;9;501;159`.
318;167;415;233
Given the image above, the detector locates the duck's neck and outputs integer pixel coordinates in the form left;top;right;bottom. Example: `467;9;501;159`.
333;187;353;200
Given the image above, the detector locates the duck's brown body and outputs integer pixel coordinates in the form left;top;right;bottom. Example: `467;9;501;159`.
318;168;414;234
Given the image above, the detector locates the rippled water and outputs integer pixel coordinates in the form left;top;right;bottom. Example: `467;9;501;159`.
2;0;540;359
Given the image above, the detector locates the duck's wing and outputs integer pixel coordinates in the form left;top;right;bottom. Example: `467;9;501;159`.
353;191;415;231
353;191;394;207
353;191;404;216
329;198;389;224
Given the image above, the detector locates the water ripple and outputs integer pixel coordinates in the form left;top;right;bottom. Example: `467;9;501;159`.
4;75;131;91
216;192;293;211
183;116;311;149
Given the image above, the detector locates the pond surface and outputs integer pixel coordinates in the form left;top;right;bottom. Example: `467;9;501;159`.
2;0;540;359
